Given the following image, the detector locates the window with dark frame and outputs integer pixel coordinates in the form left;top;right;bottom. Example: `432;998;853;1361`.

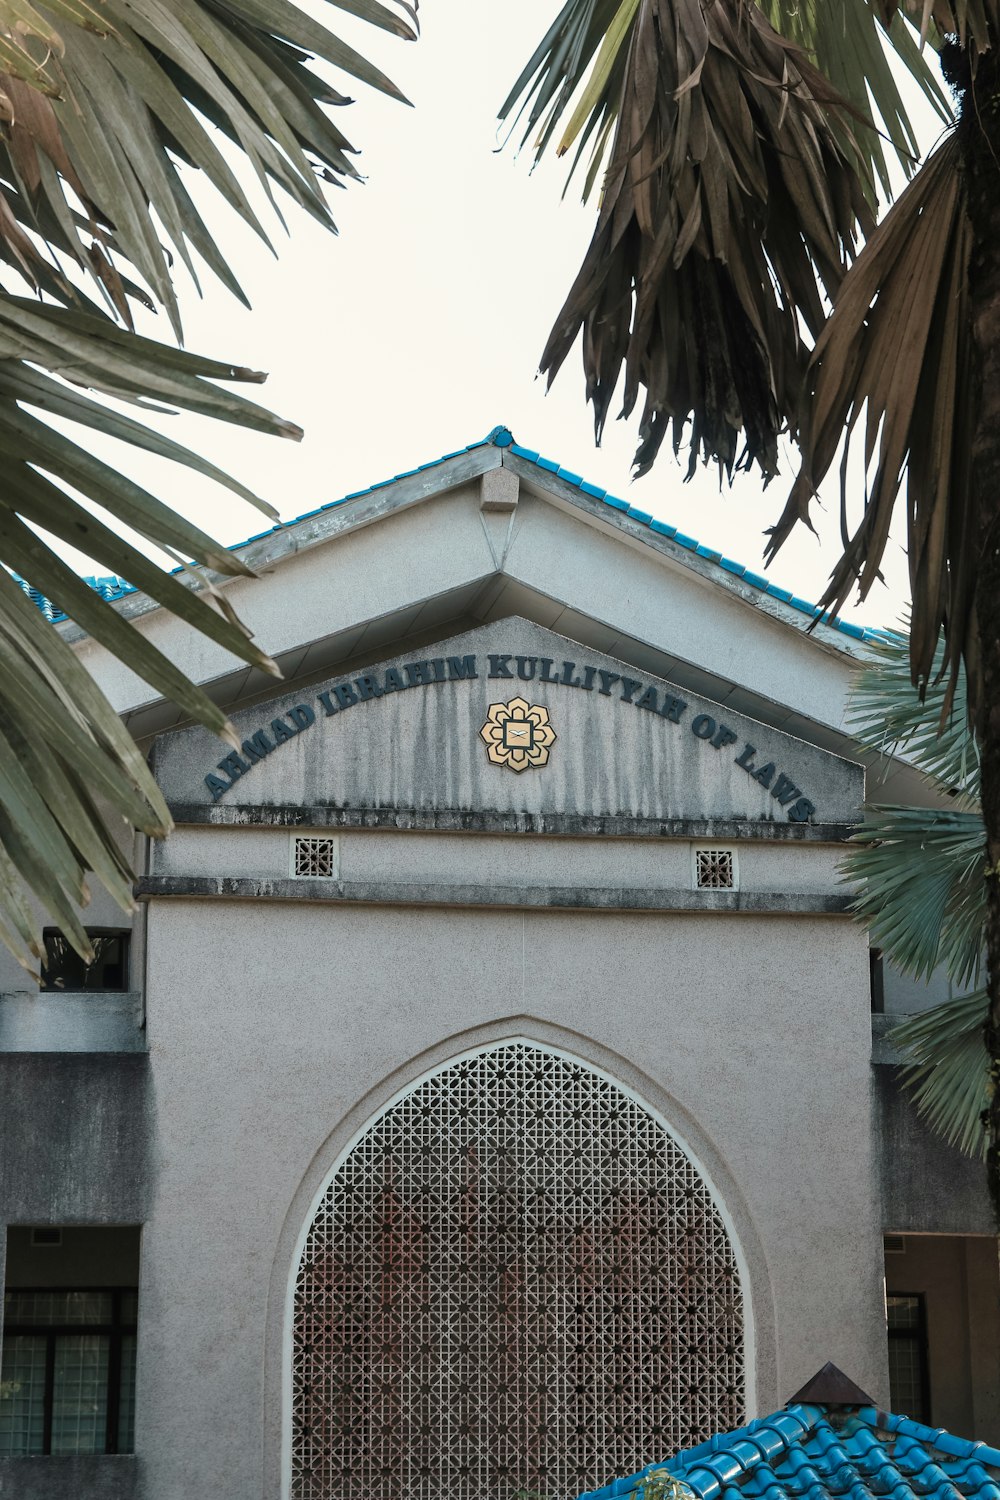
870;948;885;1013
0;1288;137;1455
886;1292;930;1424
39;930;130;993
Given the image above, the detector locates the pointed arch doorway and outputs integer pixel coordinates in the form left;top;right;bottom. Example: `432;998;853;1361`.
290;1042;744;1499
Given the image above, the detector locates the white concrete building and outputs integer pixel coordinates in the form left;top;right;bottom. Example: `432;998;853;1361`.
0;427;996;1500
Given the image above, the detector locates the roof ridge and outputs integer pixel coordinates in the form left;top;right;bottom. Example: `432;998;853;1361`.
21;424;891;645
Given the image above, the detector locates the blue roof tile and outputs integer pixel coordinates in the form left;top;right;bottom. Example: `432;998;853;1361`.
23;424;889;645
576;1405;1000;1500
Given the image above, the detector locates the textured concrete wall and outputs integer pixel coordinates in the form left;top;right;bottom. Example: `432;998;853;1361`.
151;620;864;828
0;993;145;1053
0;1456;140;1499
152;826;848;892
876;1071;992;1233
134;894;883;1500
0;1055;149;1225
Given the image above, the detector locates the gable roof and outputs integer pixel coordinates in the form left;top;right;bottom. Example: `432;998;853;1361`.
27;425;889;649
578;1404;1000;1500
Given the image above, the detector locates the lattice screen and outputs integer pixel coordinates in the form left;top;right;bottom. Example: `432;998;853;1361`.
694;849;736;890
291;1043;743;1500
293;837;338;878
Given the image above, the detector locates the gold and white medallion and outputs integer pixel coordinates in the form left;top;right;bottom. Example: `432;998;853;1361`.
479;697;556;772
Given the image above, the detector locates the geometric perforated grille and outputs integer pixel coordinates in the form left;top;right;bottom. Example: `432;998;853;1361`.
291;1042;743;1500
694;849;735;889
294;837;338;878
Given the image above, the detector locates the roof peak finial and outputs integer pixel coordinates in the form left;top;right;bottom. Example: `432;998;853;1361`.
786;1361;875;1408
486;425;514;448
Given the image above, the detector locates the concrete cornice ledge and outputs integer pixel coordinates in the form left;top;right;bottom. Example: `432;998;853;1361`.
166;803;858;843
135;875;851;917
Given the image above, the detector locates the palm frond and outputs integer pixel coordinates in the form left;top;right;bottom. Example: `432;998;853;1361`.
878;1;998;68
520;0;875;482
848;630;979;802
0;0;416;333
0;563;172;970
758;3;952;199
0;306;308;970
842;805;986;989
890;990;990;1158
502;0;949;205
766;132;976;713
0;0;414;970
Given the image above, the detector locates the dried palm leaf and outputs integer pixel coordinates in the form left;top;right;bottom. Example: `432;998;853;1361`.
531;0;874;480
757;1;952;198
503;0;948;204
878;0;998;66
767;132;974;711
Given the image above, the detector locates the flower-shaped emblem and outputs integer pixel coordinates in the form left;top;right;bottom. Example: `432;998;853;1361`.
479;697;556;772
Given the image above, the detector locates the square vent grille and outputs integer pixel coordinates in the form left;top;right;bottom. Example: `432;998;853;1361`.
694;848;736;890
884;1234;907;1255
293;836;338;878
30;1227;62;1247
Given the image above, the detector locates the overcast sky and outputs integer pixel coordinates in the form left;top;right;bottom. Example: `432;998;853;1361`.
85;0;946;632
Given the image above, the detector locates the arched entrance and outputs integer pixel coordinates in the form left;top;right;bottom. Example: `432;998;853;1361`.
290;1042;744;1499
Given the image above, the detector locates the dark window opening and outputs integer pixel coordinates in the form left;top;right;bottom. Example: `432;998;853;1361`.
887;1292;930;1423
0;1288;137;1455
40;930;130;992
870;948;885;1013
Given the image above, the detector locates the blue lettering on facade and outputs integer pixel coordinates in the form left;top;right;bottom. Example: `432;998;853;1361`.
196;649;816;821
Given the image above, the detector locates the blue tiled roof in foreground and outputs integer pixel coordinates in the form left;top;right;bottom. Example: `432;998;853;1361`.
26;424;888;644
579;1404;1000;1500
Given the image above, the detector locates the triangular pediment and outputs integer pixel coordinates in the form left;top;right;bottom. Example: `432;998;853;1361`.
154;620;863;830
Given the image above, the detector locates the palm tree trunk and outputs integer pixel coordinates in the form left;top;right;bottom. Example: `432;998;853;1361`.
955;45;1000;1227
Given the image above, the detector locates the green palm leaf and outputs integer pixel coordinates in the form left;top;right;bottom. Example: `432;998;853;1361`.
848;629;979;802
0;0;414;969
842;631;988;1157
843;806;986;989
890;991;990;1159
